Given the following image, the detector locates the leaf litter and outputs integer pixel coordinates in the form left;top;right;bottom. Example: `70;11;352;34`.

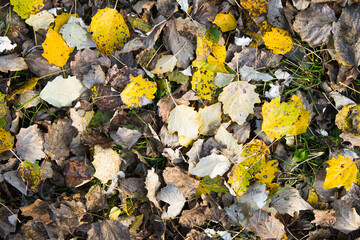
1;0;360;239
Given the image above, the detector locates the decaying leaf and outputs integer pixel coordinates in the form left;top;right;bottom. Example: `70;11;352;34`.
0;128;14;153
92;145;122;184
196;175;229;197
18;160;42;191
262;95;310;139
25;10;54;31
10;0;44;19
42;29;74;67
191;67;216;100
213;12;237;32
145;168;161;208
262;28;293;55
0;54;28;73
240;0;267;17
219;81;260;125
16;125;45;163
333;199;360;234
190;153;231;178
163;166;200;198
120;75;157;108
157;183;186;219
89;7;130;55
323;155;358;191
249;210;285;239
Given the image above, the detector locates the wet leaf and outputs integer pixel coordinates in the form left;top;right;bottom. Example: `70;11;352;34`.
18;160;42;191
10;0;43;19
323;155;358;191
262;27;293;55
89;7;130;55
262;95;310;139
42;28;74;67
213;12;237;32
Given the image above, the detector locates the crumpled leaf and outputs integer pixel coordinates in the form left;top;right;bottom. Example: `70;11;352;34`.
0;128;14;153
93;145;122;184
333;199;360;234
167;105;201;143
228;164;251;196
17;160;42;191
16;125;45;163
39;75;84;108
120;75;157;108
151;55;178;74
262;95;310;139
293;3;336;47
249;210;285;239
219;81;260;125
60;17;96;49
271;187;313;217
10;0;43;19
262;27;293;55
199;102;222;135
89;7;130;55
157;183;186;219
190;153;231;178
0;36;16;52
332;5;360;66
323;155;358;191
42;28;74;67
213;12;237;32
191;67;216;100
88;219;131;240
25;10;54;31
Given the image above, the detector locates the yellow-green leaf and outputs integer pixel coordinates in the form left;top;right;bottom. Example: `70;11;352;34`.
240;139;269;175
10;0;44;19
253;160;279;185
195;175;229;198
0;92;6;118
42;28;74;67
262;95;310;139
18;160;42;191
240;0;268;17
262;27;293;55
191;67;216;100
89;7;130;55
228;164;251;196
0;128;14;153
213;12;237;32
120;75;157;108
335;104;357;133
323;155;358;191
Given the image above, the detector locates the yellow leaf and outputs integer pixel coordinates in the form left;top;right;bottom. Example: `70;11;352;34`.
323;155;358;191
10;0;44;19
0;92;6;118
307;189;319;205
120;75;157;108
191;67;216;100
262;95;310;139
53;13;78;32
228;164;251;196
42;28;74;67
240;0;268;17
335;104;357;133
0;128;14;153
253;160;279;185
240;139;269;175
18;160;42;191
213;12;237;32
8;77;39;100
89;7;130;55
262;27;293;55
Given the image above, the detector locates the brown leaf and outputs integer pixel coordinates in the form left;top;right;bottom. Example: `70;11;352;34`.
163;166;200;198
63;156;94;187
21;220;49;240
0;206;18;239
185;229;212;240
249;210;285;239
25;49;61;78
0;54;27;73
91;84;122;112
333;199;360;234
86;185;108;212
20;199;52;224
87;219;131;240
312;209;336;228
119;178;146;199
106;65;144;92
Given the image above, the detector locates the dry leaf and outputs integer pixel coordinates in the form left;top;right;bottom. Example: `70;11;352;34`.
249;210;285;239
16;125;45;163
191;67;216;100
0;54;27;73
60;17;96;49
0;128;14;153
228;164;251;196
18;160;42;191
333;199;360;234
145;168;161;208
241;0;267;17
199;102;222;135
151;55;178;74
25;10;54;31
0;36;16;52
88;219;131;240
157;183;186;219
215;125;242;156
163;166;200;198
92;145;122;184
190;153;231;178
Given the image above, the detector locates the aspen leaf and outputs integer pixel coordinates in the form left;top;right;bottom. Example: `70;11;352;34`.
262;95;310;139
16;125;45;163
213;12;237;32
190;153;231;178
120;75;157;108
18;160;42;191
60;17;96;49
196;175;229;198
0;128;14;153
219;81;260;125
0;36;16;52
167;105;201;142
191;67;216;100
239;139;269;175
323;155;358;191
199;102;222;135
152;55;178;74
53;13;77;32
157;183;186;219
240;0;268;17
42;28;74;67
25;10;54;31
263;28;293;55
93;145;122;184
89;7;130;55
215;125;242;156
10;0;44;19
254;160;279;185
228;164;251;196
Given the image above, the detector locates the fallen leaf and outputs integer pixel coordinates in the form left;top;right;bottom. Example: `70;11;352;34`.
239;183;269;210
215;125;242;156
333;199;360;234
9;77;38;100
60;17;96;49
120;75;157;108
39;75;84;108
42;28;74;67
262;27;293;55
323;154;358;191
0;36;16;52
64;157;94;187
86;185;108;212
16;125;45;163
262;95;310;139
0;54;27;73
249;210;285;239
254;160;279;185
219;81;260;125
239;139;269;175
163;166;200;198
191;67;216;100
213;12;237;32
20;199;52;223
17;160;42;191
92;145;122;184
240;0;268;17
157;183;186;219
145;168;161;208
10;0;43;19
196;175;229;197
53;12;77;32
25;10;54;31
111;127;142;149
312;209;336;228
199;102;222;135
190;153;231;178
89;7;130;55
0;206;18;239
151;55;178;74
228;164;251;196
175;0;189;13
91;85;122;112
240;65;273;82
88;219;131;240
0;128;14;153
213;72;235;87
271;187;313;217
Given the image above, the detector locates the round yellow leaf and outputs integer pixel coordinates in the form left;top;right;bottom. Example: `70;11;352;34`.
263;28;293;55
213;12;238;32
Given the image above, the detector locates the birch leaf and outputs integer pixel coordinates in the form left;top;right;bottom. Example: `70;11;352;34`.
152;55;178;74
241;0;267;17
219;81;260;125
89;7;130;55
323;155;359;191
213;12;237;32
42;28;74;67
263;28;293;55
10;0;43;19
0;128;14;153
157;183;186;219
228;164;251;196
53;13;77;32
167;105;200;141
25;10;54;31
190;153;231;178
191;67;216;100
262;95;310;139
120;75;157;108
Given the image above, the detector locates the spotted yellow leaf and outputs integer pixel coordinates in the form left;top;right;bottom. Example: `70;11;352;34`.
323;155;359;191
240;139;270;175
262;95;309;139
0;128;14;153
263;27;293;55
240;0;268;17
228;164;251;196
120;75;157;108
10;0;44;19
335;104;358;133
18;160;42;191
89;7;130;55
42;28;74;67
191;67;216;100
254;160;279;185
213;12;237;32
